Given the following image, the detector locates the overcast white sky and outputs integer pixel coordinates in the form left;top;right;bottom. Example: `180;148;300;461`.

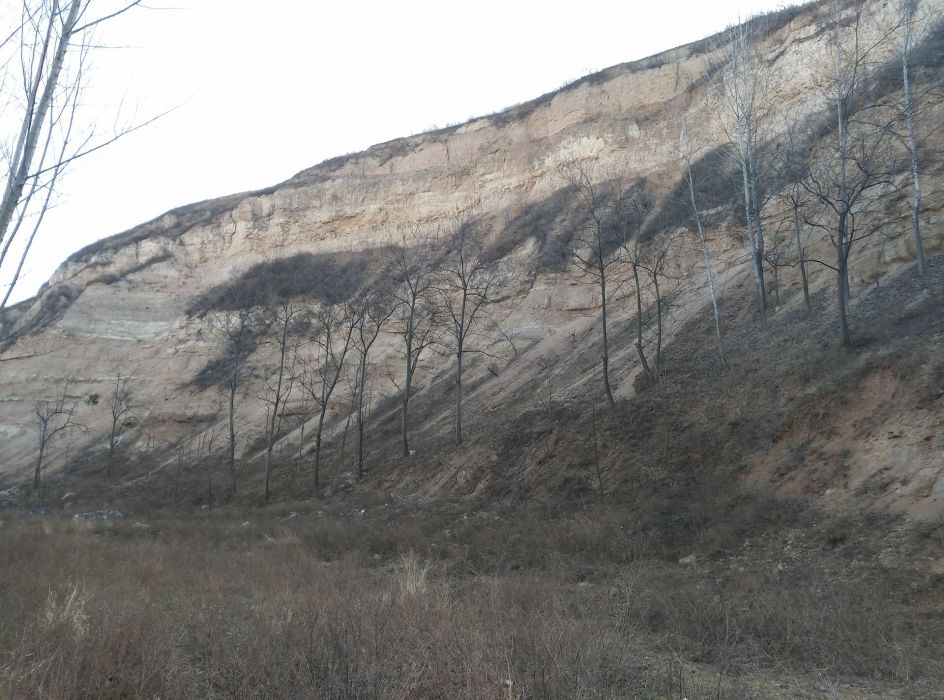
9;0;795;303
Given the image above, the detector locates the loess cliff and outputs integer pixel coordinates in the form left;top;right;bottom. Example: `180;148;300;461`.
0;0;942;523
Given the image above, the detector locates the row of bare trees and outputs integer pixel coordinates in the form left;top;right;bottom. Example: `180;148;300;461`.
200;217;499;501
30;365;136;500
562;163;685;405
711;0;938;348
25;216;499;503
563;0;939;406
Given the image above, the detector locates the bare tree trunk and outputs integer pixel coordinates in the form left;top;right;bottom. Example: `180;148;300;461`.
264;338;288;502
295;421;305;478
401;392;411;458
264;420;277;501
34;446;46;493
355;355;366;479
838;229;851;347
599;273;615;407
228;373;238;495
723;22;769;328
401;349;413;458
145;433;153;479
793;206;812;310
356;410;365;478
314;411;326;491
0;0;83;248
836;106;852;348
0;129;62;310
740;146;768;328
901;18;925;276
455;349;464;443
340;412;352;458
206;459;213;509
590;400;605;509
652;272;664;375
685;165;726;365
209;308;250;498
632;262;654;381
108;407;120;476
834;16;852;348
174;444;185;510
752;250;768;323
748;132;769;321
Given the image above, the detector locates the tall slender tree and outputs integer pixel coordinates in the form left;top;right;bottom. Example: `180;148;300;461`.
34;381;79;499
804;0;899;346
562;163;623;405
106;368;135;475
299;302;356;491
615;185;657;382
261;296;303;501
389;240;437;458
772;114;815;311
208;307;254;495
1;1;149;309
716;17;775;326
680;120;726;366
351;292;393;479
896;0;927;276
438;216;498;443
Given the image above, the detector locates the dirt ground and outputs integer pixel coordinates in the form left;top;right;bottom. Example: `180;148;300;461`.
1;495;942;699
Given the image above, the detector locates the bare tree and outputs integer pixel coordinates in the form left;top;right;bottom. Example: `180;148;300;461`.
772;114;815;311
293;408;308;480
589;399;605;509
34;382;80;498
680;120;726;366
299;302;356;491
895;0;932;276
337;372;357;461
716;16;775;326
0;0;150;309
638;228;683;378
142;428;154;479
260;297;303;502
562;163;623;406
173;437;191;509
195;420;222;508
438;215;498;443
106;368;135;475
615;186;657;382
351;291;393;480
389;240;437;458
208;307;254;495
805;0;900;346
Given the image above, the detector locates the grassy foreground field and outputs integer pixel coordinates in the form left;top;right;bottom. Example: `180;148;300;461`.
2;495;942;699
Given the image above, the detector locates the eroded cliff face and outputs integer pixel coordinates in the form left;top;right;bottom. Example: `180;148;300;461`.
1;0;941;517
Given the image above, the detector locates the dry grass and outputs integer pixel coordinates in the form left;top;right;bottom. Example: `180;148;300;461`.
1;504;940;699
6;260;942;698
